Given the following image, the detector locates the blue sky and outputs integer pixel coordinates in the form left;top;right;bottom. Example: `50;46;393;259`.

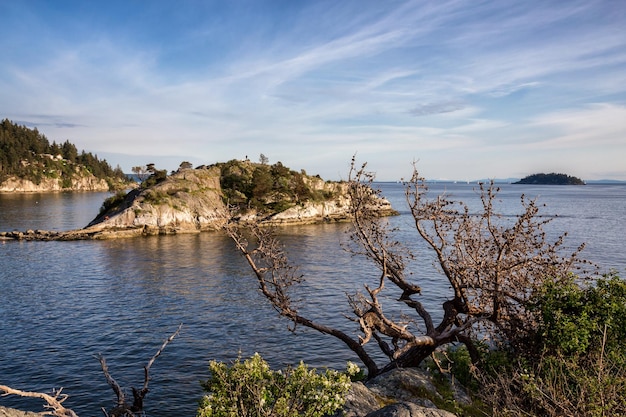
1;1;625;181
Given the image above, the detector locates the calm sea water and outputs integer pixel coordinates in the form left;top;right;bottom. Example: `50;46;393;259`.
1;183;625;416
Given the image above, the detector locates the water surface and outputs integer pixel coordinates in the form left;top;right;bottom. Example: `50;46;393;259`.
1;183;624;416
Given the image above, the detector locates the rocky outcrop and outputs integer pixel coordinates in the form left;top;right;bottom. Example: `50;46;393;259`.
0;165;395;241
87;166;227;234
338;368;464;417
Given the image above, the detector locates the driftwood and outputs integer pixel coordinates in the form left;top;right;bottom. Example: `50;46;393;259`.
0;324;182;417
0;385;78;417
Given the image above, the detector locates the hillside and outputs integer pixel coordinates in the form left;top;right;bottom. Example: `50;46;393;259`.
0;119;132;191
513;172;585;185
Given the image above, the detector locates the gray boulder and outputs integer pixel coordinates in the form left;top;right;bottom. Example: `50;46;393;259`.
0;406;40;417
337;368;465;417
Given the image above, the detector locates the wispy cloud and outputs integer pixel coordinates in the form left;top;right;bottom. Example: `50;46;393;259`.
0;0;624;180
530;103;626;149
409;101;466;117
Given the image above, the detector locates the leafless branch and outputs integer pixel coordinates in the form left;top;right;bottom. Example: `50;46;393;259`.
0;385;79;417
225;157;591;378
98;323;183;417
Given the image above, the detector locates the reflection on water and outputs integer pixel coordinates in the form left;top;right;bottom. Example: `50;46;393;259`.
0;229;374;416
1;183;625;416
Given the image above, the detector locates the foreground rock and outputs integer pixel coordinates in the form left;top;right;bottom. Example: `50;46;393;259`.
0;406;40;417
1;163;395;241
338;368;464;417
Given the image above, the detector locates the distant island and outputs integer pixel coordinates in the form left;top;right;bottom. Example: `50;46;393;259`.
513;172;585;185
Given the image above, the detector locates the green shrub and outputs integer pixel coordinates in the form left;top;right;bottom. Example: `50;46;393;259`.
143;189;169;205
60;176;73;189
197;353;356;417
478;272;626;416
537;272;626;356
141;169;168;188
99;190;128;215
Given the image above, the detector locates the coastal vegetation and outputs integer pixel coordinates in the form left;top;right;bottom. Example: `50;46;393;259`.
88;157;376;236
514;172;585;185
0;119;131;190
473;271;626;416
198;353;356;417
214;158;335;213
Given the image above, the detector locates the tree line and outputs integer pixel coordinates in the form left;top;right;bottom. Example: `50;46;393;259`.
0;119;127;184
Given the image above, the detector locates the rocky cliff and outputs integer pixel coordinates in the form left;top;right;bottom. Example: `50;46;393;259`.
87;166;227;235
0;174;113;192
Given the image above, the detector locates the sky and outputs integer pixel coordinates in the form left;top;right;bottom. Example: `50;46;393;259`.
1;1;625;181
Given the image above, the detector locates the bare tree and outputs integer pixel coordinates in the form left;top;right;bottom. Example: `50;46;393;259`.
98;323;182;417
225;159;590;379
131;166;150;182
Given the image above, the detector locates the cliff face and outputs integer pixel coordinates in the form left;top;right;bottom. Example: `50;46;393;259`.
88;166;227;234
0;174;111;192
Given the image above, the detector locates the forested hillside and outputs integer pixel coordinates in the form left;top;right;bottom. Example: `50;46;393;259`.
0;119;129;188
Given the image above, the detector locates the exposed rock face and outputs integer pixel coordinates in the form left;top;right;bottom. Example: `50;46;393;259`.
87;166;227;234
88;166;394;234
0;406;40;417
336;368;463;417
0;175;111;192
365;402;457;417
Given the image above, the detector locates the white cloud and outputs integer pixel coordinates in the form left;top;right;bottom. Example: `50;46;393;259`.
530;103;626;149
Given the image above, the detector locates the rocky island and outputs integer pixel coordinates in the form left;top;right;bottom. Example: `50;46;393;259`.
0;158;396;241
513;172;585;185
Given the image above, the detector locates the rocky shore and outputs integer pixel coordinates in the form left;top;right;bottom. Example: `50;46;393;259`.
339;368;466;417
0;175;112;192
1;368;465;417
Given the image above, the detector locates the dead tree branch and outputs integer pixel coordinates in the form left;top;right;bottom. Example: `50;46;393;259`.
0;385;79;417
98;323;183;417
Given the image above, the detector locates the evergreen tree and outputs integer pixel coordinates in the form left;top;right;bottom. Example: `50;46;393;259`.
0;118;129;184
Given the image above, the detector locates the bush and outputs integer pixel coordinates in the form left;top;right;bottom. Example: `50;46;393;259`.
478;272;626;417
99;190;128;215
197;353;356;417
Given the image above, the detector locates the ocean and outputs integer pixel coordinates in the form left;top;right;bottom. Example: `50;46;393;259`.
1;182;624;416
